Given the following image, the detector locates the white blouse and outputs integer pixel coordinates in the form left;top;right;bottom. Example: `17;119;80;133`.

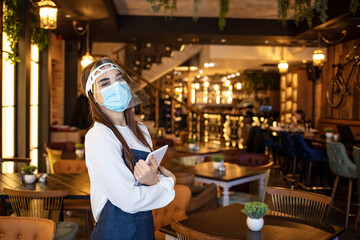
85;121;175;222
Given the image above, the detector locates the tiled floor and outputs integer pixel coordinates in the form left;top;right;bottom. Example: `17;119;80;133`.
67;166;360;240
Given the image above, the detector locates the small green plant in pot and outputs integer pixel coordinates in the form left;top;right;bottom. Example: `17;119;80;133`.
22;165;38;184
75;143;85;158
242;201;269;231
211;155;224;170
187;139;197;150
324;127;333;139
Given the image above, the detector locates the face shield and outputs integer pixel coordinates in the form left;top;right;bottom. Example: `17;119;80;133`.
85;58;150;112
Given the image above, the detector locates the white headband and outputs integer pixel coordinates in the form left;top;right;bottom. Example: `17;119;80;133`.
85;63;123;97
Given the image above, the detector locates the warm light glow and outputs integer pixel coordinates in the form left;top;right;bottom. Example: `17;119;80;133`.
194;83;200;89
38;0;58;29
30;44;39;167
225;80;230;87
203;76;208;81
236;72;240;76
231;74;235;78
278;60;289;73
214;84;219;91
204;81;209;88
199;69;204;74
2;33;15;172
313;48;325;67
204;62;215;68
196;74;201;78
235;82;242;90
189;66;198;71
81;52;94;68
229;86;233;90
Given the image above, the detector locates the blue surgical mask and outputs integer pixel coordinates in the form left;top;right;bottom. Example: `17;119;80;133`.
100;81;132;112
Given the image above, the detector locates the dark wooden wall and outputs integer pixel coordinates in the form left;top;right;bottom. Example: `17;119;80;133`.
319;39;360;136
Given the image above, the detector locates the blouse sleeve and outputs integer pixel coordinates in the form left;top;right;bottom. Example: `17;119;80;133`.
85;126;175;214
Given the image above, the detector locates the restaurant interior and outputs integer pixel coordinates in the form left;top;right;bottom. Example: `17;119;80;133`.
2;0;360;239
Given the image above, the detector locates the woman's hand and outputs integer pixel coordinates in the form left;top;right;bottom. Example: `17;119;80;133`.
134;155;159;185
158;166;176;184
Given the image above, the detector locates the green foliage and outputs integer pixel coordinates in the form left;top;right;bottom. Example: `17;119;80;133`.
211;155;224;162
193;0;201;22
219;0;229;31
146;0;177;20
241;71;280;93
293;0;313;28
187;138;197;144
350;0;360;15
75;143;85;149
3;0;21;63
242;202;269;219
324;127;333;132
22;165;37;175
314;0;328;23
30;9;48;51
278;0;290;26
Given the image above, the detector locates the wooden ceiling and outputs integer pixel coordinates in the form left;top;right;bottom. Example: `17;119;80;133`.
52;0;360;47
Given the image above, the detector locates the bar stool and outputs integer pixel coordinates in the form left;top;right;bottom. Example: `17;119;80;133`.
326;142;358;228
293;134;329;189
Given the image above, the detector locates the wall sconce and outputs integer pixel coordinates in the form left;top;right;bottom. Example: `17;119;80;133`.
313;34;325;67
38;0;58;29
80;23;94;68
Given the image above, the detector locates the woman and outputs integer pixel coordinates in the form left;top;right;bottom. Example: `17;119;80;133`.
293;109;311;128
81;57;176;239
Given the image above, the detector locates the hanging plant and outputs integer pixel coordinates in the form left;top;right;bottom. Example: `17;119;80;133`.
314;0;328;23
278;0;290;26
146;0;177;20
30;9;48;51
350;0;360;15
219;0;229;31
193;0;202;22
293;0;313;28
3;0;21;63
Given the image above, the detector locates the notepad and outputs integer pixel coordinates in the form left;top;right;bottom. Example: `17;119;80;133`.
145;145;168;165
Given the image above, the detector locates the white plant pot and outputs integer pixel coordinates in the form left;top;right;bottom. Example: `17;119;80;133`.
213;161;222;170
24;174;36;184
188;143;196;150
246;217;264;231
325;132;333;139
75;149;85;158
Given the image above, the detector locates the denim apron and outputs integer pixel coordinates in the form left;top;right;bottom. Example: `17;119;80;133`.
90;149;154;240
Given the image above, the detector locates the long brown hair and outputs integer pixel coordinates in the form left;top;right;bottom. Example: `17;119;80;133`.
81;59;153;172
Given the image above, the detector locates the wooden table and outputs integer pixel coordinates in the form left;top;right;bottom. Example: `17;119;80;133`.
0;173;90;200
160;203;344;240
163;160;271;206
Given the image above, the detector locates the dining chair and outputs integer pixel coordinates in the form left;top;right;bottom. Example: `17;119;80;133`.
266;187;331;223
153;185;191;240
171;220;237;240
173;171;218;217
292;133;329;188
0;216;56;240
53;160;92;239
278;131;297;180
326;142;358;228
4;188;79;240
353;146;360;228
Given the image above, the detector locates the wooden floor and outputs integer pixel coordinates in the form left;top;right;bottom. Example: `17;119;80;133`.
66;167;360;240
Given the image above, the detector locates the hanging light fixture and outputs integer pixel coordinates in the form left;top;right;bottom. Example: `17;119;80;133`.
81;23;94;68
278;46;288;73
38;0;58;29
313;34;325;67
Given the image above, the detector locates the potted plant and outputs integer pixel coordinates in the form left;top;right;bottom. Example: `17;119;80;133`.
324;127;333;139
75;143;85;158
211;155;224;170
242;201;269;231
187;139;197;150
22;165;38;184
